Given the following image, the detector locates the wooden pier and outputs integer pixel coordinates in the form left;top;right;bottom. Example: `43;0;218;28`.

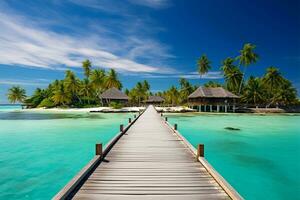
54;105;242;200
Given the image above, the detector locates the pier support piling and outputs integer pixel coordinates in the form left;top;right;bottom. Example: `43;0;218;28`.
129;118;132;123
174;124;177;130
165;117;168;122
196;144;204;161
120;124;124;132
95;143;102;156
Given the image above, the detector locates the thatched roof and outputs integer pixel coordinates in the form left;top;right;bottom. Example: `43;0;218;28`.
145;96;165;103
99;87;129;100
188;87;239;99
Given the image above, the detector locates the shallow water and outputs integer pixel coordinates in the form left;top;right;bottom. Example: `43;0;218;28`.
166;113;300;200
0;105;132;199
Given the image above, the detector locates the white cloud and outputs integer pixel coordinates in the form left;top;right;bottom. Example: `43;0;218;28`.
128;0;171;9
130;71;223;79
0;78;50;86
0;5;174;74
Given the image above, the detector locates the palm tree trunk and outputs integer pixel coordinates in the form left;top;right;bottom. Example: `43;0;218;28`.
238;66;247;95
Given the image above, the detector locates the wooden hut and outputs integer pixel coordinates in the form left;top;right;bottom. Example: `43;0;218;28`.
144;96;165;105
99;87;129;105
188;87;239;112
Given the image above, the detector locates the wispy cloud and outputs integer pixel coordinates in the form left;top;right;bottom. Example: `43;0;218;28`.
0;78;50;86
129;71;223;79
128;0;171;9
0;2;175;74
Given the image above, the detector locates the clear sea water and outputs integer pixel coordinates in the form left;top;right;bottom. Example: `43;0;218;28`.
166;112;300;200
0;105;132;199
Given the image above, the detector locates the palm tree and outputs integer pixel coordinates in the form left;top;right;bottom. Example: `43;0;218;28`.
142;80;150;100
104;69;122;89
52;82;71;106
82;59;92;79
164;86;180;106
197;54;211;77
26;88;46;107
223;66;243;94
237;43;258;94
262;67;284;93
220;57;235;74
242;76;265;106
273;78;297;106
80;78;93;104
64;70;81;104
7;86;26;103
135;82;145;106
179;78;194;103
90;69;106;96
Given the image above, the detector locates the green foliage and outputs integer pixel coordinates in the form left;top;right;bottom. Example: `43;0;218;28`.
203;81;222;88
52;82;71;106
197;54;211;76
179;78;194;103
237;43;258;67
128;80;150;105
104;69;122;89
82;59;92;78
90;69;106;95
7;86;26;103
38;98;55;108
25;88;47;107
163;86;180;106
237;43;259;94
109;101;123;109
242;76;265;105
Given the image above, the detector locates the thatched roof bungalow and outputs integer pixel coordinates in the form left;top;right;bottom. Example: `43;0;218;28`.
188;87;239;112
144;96;165;105
99;87;129;105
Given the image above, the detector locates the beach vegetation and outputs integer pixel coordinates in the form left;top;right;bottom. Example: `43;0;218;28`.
197;54;211;77
9;43;298;109
109;101;123;109
7;86;26;103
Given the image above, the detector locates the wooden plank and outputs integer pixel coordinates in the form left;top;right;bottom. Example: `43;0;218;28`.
55;105;241;200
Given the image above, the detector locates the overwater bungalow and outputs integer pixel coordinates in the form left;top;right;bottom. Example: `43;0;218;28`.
99;87;129;105
144;95;165;105
188;86;239;112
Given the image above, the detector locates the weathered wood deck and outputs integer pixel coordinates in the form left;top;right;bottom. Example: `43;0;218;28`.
54;105;242;200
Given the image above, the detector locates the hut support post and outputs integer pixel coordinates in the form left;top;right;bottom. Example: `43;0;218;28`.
233;105;236;112
210;105;212;112
217;105;220;112
225;105;228;113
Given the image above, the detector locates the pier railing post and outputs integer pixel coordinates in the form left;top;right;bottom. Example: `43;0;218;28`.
120;124;124;132
134;114;136;118
174;123;177;130
161;113;163;117
129;118;132;123
165;117;168;122
96;143;102;156
196;144;204;161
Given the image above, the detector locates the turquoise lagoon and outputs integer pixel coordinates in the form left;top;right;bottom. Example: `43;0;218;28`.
166;113;300;200
0;105;132;199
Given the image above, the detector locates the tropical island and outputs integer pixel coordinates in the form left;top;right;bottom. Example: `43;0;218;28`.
7;43;299;112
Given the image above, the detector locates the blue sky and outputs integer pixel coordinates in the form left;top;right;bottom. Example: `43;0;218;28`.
0;0;299;103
